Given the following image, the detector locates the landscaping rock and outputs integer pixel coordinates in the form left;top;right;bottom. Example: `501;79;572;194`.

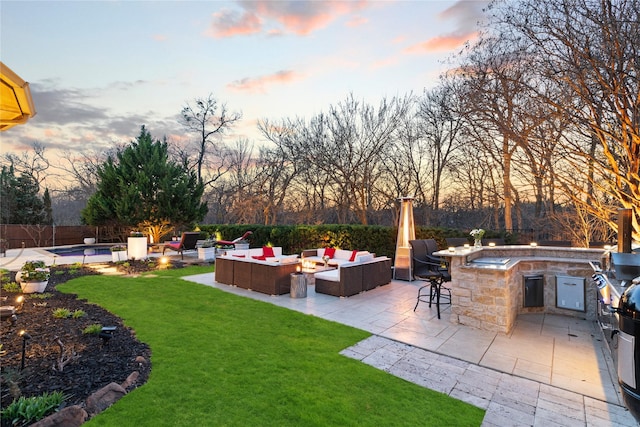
121;370;140;390
85;382;127;416
30;405;87;427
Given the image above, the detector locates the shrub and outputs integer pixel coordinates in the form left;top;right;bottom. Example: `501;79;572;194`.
2;282;21;293
0;391;66;426
72;309;86;318
82;324;103;335
52;308;71;319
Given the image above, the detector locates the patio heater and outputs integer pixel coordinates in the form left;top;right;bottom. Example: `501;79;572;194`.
393;196;415;281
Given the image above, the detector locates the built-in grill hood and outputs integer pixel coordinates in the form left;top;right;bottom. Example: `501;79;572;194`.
611;253;640;285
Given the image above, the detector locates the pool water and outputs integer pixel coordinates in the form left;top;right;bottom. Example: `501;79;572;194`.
46;245;113;257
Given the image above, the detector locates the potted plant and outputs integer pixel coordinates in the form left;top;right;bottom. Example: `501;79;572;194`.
110;245;127;262
16;260;50;293
198;240;216;261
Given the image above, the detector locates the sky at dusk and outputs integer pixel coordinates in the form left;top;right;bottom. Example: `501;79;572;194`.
1;0;488;158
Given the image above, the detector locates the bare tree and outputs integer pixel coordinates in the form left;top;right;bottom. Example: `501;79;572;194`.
179;94;242;187
415;79;467;214
495;0;640;241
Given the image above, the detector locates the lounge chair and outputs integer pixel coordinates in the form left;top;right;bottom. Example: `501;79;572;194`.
163;232;200;259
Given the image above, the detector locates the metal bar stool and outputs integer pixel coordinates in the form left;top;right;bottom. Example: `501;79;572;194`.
409;239;452;319
413;271;451;319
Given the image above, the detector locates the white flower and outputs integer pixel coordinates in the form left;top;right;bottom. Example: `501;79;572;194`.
470;228;485;239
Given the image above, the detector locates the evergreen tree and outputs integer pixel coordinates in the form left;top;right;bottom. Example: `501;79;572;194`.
82;126;207;235
0;165;46;224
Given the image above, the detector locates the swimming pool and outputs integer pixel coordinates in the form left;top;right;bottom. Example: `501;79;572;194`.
46;245;113;257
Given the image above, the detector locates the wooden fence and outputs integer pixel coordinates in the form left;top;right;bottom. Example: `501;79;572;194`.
0;225;129;249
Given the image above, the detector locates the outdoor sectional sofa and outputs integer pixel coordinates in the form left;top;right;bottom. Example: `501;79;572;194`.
214;247;300;295
314;254;392;297
302;248;372;266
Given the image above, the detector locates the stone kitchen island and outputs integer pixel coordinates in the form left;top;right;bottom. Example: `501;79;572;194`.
434;245;604;333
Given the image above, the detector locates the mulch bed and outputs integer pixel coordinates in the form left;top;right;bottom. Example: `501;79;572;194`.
0;262;165;424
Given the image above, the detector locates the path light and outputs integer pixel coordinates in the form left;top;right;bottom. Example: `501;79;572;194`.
530;242;538;247
19;330;31;370
15;295;24;312
448;247;456;253
99;326;116;345
489;242;496;247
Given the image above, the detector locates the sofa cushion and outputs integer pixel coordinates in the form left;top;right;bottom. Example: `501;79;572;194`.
314;269;339;282
334;249;353;260
263;246;275;257
324;247;336;258
356;253;374;263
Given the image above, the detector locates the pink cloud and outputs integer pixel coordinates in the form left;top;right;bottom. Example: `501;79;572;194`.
153;34;168;42
206;9;262;38
405;31;479;54
227;70;300;93
207;0;370;38
405;0;488;54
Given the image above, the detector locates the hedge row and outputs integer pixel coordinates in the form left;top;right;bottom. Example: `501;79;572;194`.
195;224;505;258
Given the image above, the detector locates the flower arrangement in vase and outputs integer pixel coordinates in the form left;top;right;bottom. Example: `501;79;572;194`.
470;229;485;247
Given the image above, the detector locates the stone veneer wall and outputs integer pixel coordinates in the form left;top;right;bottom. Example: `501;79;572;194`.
446;246;602;334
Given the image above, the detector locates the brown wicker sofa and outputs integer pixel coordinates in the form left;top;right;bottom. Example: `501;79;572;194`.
314;255;392;297
214;247;299;295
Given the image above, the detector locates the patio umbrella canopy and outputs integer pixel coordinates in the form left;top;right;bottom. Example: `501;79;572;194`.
0;62;36;131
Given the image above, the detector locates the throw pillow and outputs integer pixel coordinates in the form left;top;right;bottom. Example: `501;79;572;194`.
232;254;246;258
324;247;336;258
252;255;267;261
349;250;358;262
263;246;275;258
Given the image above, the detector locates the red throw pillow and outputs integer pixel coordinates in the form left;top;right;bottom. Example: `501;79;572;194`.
324;247;336;258
349;250;358;262
252;255;266;261
263;246;275;258
232;254;246;258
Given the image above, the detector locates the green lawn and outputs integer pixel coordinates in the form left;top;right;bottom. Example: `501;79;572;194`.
58;266;484;426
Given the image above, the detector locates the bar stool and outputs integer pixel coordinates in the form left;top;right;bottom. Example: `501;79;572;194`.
409;239;452;319
413;270;451;319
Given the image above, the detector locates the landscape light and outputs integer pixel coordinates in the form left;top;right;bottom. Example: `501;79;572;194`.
15;295;24;312
19;330;31;370
489;242;496;247
530;242;538;247
99;326;116;344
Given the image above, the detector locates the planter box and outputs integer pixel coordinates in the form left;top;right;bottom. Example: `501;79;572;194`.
111;251;127;262
198;247;216;261
21;280;48;293
127;236;148;260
